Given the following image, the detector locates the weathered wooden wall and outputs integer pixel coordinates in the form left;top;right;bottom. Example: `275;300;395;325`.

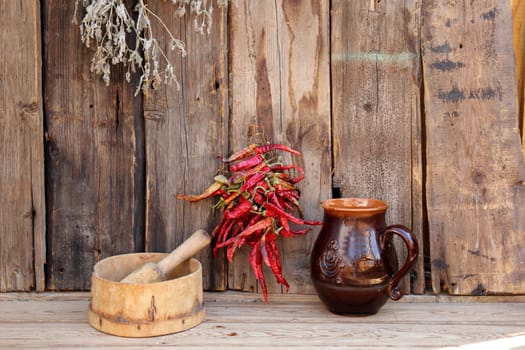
1;0;524;296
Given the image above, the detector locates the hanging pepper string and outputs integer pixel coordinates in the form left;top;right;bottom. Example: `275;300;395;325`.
177;143;321;302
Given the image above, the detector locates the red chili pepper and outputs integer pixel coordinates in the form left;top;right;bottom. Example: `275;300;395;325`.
252;192;266;206
273;178;295;192
277;195;294;212
215;217;274;250
224;196;253;219
221;143;257;162
271;164;304;184
267;191;283;209
277;189;300;201
227;223;264;261
250;243;268;302
222;192;240;206
259;234;271;268
278;216;291;236
303;219;323;226
229;154;265;172
214;219;244;255
278;192;303;217
289;228;311;235
270;164;296;172
212;218;234;255
265;202;323;226
253;144;302;157
228;163;268;185
245;213;263;228
264;202;304;225
264;232;289;291
240;172;266;193
176;181;223;202
289;166;305;184
211;217;228;240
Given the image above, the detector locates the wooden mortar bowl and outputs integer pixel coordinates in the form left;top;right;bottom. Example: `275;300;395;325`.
88;253;205;337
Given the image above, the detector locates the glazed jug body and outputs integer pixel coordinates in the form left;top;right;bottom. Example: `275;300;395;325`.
310;198;418;315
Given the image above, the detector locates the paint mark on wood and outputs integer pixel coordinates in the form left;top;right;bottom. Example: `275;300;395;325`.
432;260;449;270
437;86;465;103
436;85;502;103
443;111;459;118
481;8;500;21
430;59;465;71
430;41;453;54
468;86;502;100
331;52;418;66
467;250;497;262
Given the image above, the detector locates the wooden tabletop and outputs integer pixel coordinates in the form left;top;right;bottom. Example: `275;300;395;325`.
1;292;525;349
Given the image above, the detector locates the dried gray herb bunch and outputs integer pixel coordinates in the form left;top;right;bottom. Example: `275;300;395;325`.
74;0;229;95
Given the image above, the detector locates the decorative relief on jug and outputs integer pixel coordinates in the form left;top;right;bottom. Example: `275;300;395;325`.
318;240;344;283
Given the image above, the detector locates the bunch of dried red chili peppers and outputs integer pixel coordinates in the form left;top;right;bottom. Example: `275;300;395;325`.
177;143;321;301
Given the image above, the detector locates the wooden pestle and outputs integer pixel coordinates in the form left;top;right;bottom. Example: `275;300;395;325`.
120;229;211;284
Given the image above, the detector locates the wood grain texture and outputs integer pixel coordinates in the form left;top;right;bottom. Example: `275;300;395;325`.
43;1;144;290
422;0;525;295
0;0;45;292
331;1;422;293
143;2;228;290
1;292;525;349
229;0;331;295
513;0;525;150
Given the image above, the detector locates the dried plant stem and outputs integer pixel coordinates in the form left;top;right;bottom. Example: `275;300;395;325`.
75;0;229;95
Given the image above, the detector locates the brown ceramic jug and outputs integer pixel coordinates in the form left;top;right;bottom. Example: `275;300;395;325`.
310;198;418;315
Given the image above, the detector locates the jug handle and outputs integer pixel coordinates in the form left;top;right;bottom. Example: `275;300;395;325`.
381;225;419;301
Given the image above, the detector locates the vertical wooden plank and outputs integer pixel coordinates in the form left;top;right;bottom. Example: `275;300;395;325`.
43;1;144;290
410;4;426;295
331;1;423;293
513;0;525;150
0;0;45;291
143;3;228;290
423;0;525;295
229;0;331;295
